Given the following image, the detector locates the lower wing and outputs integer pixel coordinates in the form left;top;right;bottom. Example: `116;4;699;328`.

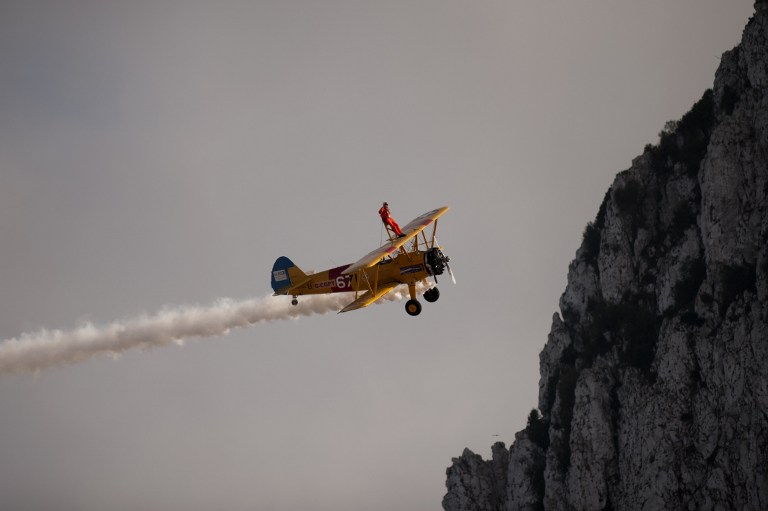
338;282;400;313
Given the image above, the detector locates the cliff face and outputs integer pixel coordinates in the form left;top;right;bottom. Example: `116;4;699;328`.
444;5;768;510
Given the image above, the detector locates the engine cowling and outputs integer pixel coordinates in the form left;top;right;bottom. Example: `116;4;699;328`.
425;247;449;276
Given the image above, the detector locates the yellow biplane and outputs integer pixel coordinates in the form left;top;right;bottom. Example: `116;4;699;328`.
270;206;453;316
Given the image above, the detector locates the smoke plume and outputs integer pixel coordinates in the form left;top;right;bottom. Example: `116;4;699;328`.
0;285;425;375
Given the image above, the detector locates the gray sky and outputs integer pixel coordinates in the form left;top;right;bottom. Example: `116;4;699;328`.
0;1;754;510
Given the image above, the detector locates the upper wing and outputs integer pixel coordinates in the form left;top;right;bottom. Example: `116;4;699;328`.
342;206;449;275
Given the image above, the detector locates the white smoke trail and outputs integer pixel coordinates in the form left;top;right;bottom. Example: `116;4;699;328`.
0;284;429;375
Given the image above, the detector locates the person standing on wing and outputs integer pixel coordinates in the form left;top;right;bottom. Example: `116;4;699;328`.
379;202;406;238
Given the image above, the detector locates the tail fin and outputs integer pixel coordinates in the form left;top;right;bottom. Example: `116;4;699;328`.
271;256;308;294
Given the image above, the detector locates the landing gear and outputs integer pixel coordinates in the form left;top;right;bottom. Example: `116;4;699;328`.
423;287;440;303
405;299;422;316
405;282;421;316
291;296;298;306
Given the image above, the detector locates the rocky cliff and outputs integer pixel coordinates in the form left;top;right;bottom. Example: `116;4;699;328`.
444;4;768;510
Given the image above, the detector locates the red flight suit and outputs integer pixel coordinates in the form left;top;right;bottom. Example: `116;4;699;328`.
379;204;403;236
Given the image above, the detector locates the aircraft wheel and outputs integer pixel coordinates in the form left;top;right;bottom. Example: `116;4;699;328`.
405;299;422;316
424;287;440;303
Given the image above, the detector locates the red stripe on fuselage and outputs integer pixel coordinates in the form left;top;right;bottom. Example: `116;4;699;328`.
326;264;353;292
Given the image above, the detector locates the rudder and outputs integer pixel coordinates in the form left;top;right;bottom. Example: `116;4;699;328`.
271;256;307;294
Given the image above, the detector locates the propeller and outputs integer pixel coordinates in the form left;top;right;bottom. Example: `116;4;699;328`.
447;261;457;284
432;236;456;285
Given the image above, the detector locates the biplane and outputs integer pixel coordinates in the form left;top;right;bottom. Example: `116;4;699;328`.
270;206;453;316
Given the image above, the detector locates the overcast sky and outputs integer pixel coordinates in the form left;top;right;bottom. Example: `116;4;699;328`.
0;1;755;510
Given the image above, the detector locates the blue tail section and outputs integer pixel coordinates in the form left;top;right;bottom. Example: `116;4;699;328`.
271;256;296;293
